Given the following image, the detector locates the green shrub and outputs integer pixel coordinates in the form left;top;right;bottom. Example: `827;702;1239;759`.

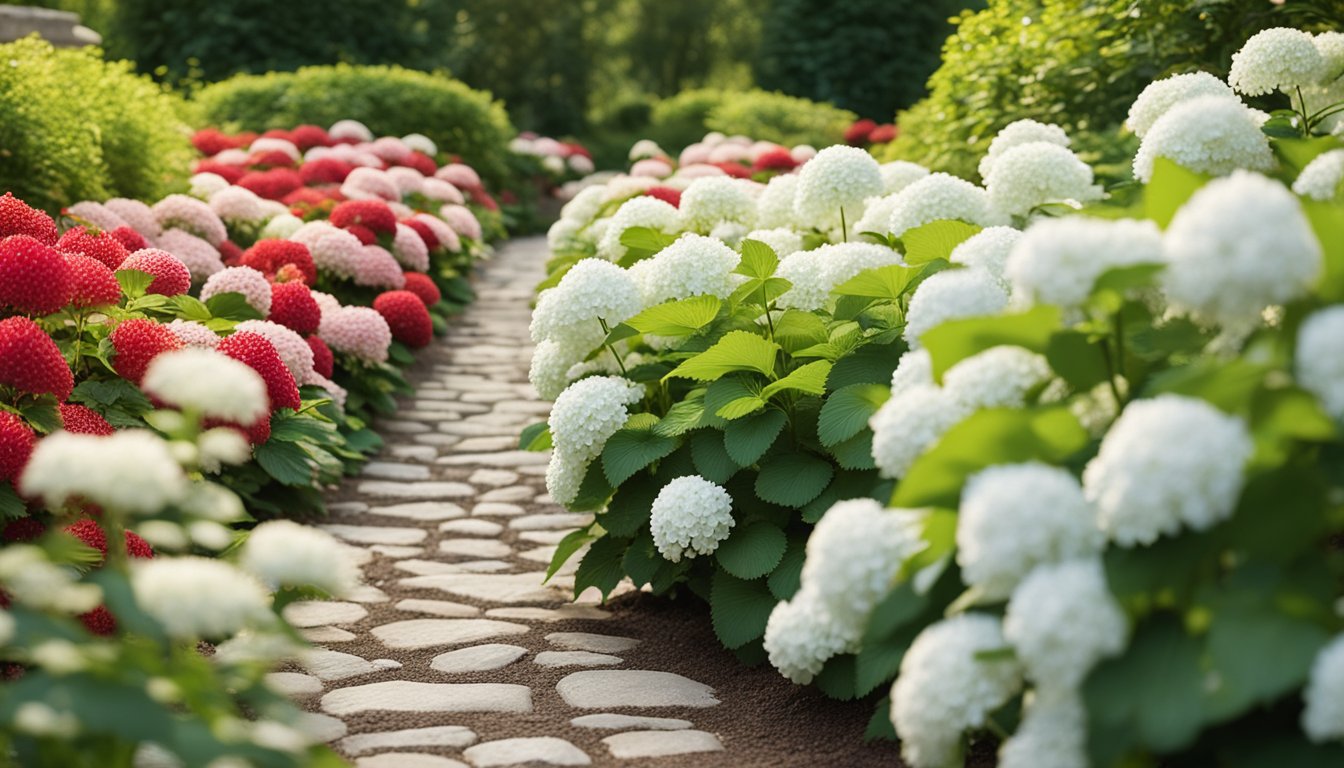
705;90;856;148
193;65;515;186
647;88;730;151
0;36;195;214
883;0;1341;180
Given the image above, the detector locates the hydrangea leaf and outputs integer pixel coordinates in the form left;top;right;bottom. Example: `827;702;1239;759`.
254;440;314;487
899;219;983;265
573;534;628;601
203;291;265;321
761;360;832;400
922;305;1062;380
833;264;927;300
1143;157;1210;229
1302;198;1344;303
705;376;766;420
518;421;552;451
716;521;788;580
666;330;781;381
772;310;829;353
723;408;787;466
818;383;891;447
599;473;659;538
710;570;775;649
690;430;741;485
602;428;678;487
735;239;780;279
766;536;807;601
755;452;834;508
623;295;722;337
545;526;595;583
653;390;708;437
0;484;25;520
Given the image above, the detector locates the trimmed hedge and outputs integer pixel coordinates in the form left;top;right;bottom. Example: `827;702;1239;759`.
649;88;856;153
193;65;515;186
0;36;196;214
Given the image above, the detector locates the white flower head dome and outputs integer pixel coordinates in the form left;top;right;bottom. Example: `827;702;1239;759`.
596;195;680;263
678;176;757;233
755;173;802;230
1004;558;1127;688
1292;149;1344;201
799;499;923;629
1005;217;1163;312
879;161;931;195
870;385;972;479
1229;27;1327;97
888;173;1003;238
649;475;735;562
985;142;1102;218
775;242;904;312
626;232;741;306
763;590;854;685
792;145;884;232
1297;306;1344;421
1133;96;1275;183
978;119;1071;180
1126;72;1238;139
903;267;1009;348
948;226;1020;285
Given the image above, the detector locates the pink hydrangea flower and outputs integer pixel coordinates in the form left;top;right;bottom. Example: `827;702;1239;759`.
631;159;674;179
412;213;461;253
157;228;224;282
679;143;712;166
208;187;271;223
152;194;227;246
421;178;465;205
391;223;430;271
386;167;427;197
165;319;221;349
319;305;392;364
247;137;300;161
435;163;482;190
329;119;374;143
353;245;407;289
234;319;315;383
65;201;129;232
200;266;272;315
340;167;401;202
309;290;342;318
304;370;348;409
438;205;482;241
105;198;162;240
290;222;363;280
369;136;412;163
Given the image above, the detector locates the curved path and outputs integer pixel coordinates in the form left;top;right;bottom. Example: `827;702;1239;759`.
283;237;902;767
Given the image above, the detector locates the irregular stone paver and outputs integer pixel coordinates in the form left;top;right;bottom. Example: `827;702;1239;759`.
400;573;566;603
601;730;725;759
322;682;532;715
283;601;369;627
301;649;402;681
570;714;692;731
545;632;640;654
395;599;480;618
319;524;428;546
360;461;432;480
369;501;468;521
431;644;529;674
357;755;469;768
439;519;505;536
534;651;622;668
301;626;357;643
341;725;478;755
484;605;609;622
266;672;323;697
472;502;525;517
479;486;534;503
556;671;720;709
509;513;592;530
371;619;530;649
357;480;475;498
468;468;519;486
439;539;514;558
396;559;513;576
462;737;591;767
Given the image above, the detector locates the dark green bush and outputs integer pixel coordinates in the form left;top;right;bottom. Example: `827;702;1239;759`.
647;88;730;151
0;36;195;214
192;65;515;186
647;88;855;153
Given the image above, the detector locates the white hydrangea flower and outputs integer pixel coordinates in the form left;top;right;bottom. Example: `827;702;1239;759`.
870;385;972;479
529;339;585;401
679;176;756;233
596;196;680;262
1303;634;1344;742
546;217;588;252
560;185;607;225
209;187;270;224
240;520;360;597
1083;395;1253;546
1126;72;1238;139
549;375;643;462
891;614;1023;768
879;161;931;195
530;259;642;348
1229;27;1326;96
979;120;1071;180
1005;217;1163;312
986;142;1102;218
763;589;854;684
998;688;1089;768
649;476;735;562
943;345;1052;410
629;139;664;161
949;226;1020;286
260;213;304;241
890;348;933;396
888;173;1002;238
141;348;269;426
21;430;189;516
1164;171;1321;330
800;499;923;628
853;193;901;239
1133;96;1275;183
198;427;250;472
708;220;750;247
756;173;801;230
627;233;741;306
1296;306;1344;421
0;546;102;614
743;228;803;257
775;242;904;311
544;453;589;508
189;173;230;199
903;268;1009;348
132;557;273;640
1303;32;1344;134
792;145;884;232
1293;149;1344;201
1004;558;1127;687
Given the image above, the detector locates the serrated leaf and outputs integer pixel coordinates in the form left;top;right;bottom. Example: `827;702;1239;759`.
518;422;552;451
755;452;833;508
0;485;26;519
723;408;786;466
666;331;780;382
624;295;722;337
169;294;213;322
900;220;982;265
622;532;661;587
716;522;787;580
545;526;594;582
761;360;832;400
19;403;61;434
710;570;776;649
568;460;616;512
736;239;780;278
690;430;741;484
654;392;707;437
204;291;264;321
730;276;793;308
1144;157;1210;229
602;428;679;486
772;310;828;353
619;226;677;257
767;538;806;600
599;474;659;537
922;305;1062;379
254;440;313;486
818;383;890;446
833;264;926;300
573;534;627;601
114;268;153;299
826;344;901;390
830;431;877;470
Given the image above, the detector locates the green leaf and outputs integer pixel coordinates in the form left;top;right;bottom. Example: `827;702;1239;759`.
1144;157;1210;229
690;430;741;484
169;294;213;322
618;226;677;265
114;268;153;299
710;570;776;649
830;431;877;470
833;264;926;300
254;440;313;486
755;452;834;507
624;295;722;337
1143;359;1272;416
865;698;898;742
761;360;832;400
518;422;552;451
900;219;982;265
730;276;793;309
826;345;901;390
716;522;788;580
546;527;595;582
814;654;859;700
204;291;264;321
666;331;780;381
599;474;659;537
573;534;627;601
818;383;890;447
767;538;806;600
735;239;780;278
0;485;26;519
602;428;679;486
1045;331;1110;391
704;376;766;419
1303;198;1344;303
772;310;829;353
654;391;708;437
723;408;787;466
568;460;616;512
19;403;61;434
621;532;661;587
922;305;1062;379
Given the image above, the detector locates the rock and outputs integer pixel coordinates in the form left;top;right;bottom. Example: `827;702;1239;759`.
555;671;719;709
439;539;513;559
484;605;609;622
300;626;357;643
545;632;640;653
534;651;622;668
471;502;525;517
341;725;477;756
300;649;402;681
369;545;424;558
468;469;519;487
430;644;529;674
297;712;348;742
319;525;428;546
601;730;724;759
357;481;475;499
265;672;323;697
518;530;572;545
452;436;517;452
462;737;591;767
439;519;505;536
400;572;566;604
479;486;534;503
356;755;468;768
388;445;438;462
371;619;530;650
282;601;368;628
321;682;532;715
436;451;549;467
395;599;480;618
360;462;431;481
509;513;592;531
570;714;692;731
376;419;431;434
347;584;391;603
329;501;369;515
369;501;467;521
396;559;513;576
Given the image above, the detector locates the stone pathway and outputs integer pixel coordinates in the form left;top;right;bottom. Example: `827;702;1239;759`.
285;238;731;767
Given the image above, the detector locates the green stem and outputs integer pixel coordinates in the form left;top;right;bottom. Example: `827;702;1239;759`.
72;311;86;376
839;206;848;244
1112;306;1126;406
1296;86;1311;137
596;318;628;377
759;288;776;341
1306;100;1344;129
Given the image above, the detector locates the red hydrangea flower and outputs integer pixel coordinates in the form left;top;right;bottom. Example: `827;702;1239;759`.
109;318;183;384
249;149;295;169
0;234;73;314
269;281;321;335
845;119;878;145
399;151;438;176
713;161;753;179
219;239;243;266
66;256;123;309
468;188;499;212
299;157;355;186
193;160;247;184
57;227;129;270
306;336;334;378
645;186;682;208
402;218;440;250
239;240;317;284
58;403;115;436
330;200;397;234
0;317;74;400
401;272;441;307
0;192;59;245
0;411;36;482
217;332;301;411
238;168;304;201
752;148;799;173
282;187;336;210
290;124;333;150
260;128;294;142
80;605;117;636
344;224;377;245
2;517;45;542
108;226;150;253
126;530;153;558
64;519;155;561
119;249;191;296
373;290;433;348
191;128;243;157
869;124;898;144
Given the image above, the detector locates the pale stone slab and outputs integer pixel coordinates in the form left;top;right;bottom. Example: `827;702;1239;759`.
519;530;572;545
371;619;530;649
329;501;369;515
341;725;477;756
322;682;532;715
396;559;513;576
300;649;402;681
369;501;467;521
601;730;724;759
439;519;505;536
283;601;368;628
297;712;348;742
440;539;513;559
347;584;391;604
400;572;566;604
437;451;549;467
472;502;525;517
395;599;480;618
389;444;438;462
453;436;517;452
370;544;424;559
415;434;464;446
462;737;591;767
356;754;468;768
319;525;427;546
485;605;609;622
468;468;519;487
517;465;549;477
301;626;357;643
357;481;475;498
509;513;592;531
438;422;516;437
534;651;622;668
266;672;323;697
479;486;534;503
430;644;529;674
459;392;513;404
570;714;692;731
361;461;431;481
556;671;719;709
546;632;640;653
377;419;431;434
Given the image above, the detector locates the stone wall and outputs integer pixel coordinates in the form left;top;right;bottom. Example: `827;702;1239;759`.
0;4;101;47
